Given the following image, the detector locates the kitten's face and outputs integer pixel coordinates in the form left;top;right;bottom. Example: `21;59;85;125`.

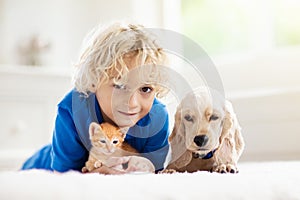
89;122;126;155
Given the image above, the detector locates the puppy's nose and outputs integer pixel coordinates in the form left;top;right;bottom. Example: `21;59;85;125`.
194;135;208;147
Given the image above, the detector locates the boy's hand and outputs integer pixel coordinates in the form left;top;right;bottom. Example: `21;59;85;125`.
85;156;155;174
124;156;155;173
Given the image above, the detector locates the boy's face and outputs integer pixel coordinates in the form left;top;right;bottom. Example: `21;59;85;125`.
95;60;157;128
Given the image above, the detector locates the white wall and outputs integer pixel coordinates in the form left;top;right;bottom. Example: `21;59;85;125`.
215;48;300;161
0;0;164;67
0;65;72;170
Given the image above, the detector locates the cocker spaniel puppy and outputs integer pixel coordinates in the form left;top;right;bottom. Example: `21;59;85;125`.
166;87;245;173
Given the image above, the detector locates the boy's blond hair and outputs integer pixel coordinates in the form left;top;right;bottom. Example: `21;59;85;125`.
73;22;168;97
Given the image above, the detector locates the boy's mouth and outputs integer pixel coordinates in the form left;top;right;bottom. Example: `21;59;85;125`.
118;111;139;117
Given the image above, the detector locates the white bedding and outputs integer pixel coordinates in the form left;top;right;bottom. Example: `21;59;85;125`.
1;161;300;200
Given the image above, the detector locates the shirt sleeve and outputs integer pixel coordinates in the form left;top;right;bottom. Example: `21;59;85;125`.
51;104;89;172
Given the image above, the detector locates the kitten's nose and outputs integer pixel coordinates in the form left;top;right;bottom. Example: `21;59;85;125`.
194;135;208;147
106;145;113;153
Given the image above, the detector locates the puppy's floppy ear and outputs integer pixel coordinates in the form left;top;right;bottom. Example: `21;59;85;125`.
219;101;245;156
168;104;193;169
169;104;183;142
89;122;102;139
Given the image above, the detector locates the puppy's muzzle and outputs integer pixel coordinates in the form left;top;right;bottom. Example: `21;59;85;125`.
194;135;208;147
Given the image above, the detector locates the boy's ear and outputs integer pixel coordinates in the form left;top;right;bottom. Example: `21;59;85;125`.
119;127;129;138
89;122;102;138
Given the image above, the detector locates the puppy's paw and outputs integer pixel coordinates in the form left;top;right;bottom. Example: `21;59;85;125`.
159;169;177;174
226;164;239;173
212;164;239;174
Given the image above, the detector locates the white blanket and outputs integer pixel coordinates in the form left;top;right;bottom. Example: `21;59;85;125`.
1;161;300;200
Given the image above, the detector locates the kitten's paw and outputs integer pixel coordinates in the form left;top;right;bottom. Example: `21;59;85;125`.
82;167;88;173
94;161;103;168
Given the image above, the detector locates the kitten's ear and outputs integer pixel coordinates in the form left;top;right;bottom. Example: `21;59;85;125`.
119;127;129;138
89;122;102;138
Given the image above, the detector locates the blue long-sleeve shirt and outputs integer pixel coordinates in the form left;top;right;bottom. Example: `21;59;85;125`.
22;89;170;172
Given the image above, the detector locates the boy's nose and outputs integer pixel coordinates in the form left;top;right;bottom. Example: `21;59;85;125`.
128;91;139;108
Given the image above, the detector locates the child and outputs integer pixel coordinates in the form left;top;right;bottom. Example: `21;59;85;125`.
21;22;170;174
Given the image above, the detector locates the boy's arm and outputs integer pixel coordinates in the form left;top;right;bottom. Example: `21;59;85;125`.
51;105;88;172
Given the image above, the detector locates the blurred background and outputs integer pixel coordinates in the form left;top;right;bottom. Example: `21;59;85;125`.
0;0;300;170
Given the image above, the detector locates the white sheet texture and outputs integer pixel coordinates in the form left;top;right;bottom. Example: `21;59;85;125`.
1;161;300;200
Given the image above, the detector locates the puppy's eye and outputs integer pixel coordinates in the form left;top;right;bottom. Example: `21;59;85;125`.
184;114;194;122
209;114;219;121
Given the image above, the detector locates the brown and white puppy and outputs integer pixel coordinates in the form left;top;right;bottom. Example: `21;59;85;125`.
166;88;245;173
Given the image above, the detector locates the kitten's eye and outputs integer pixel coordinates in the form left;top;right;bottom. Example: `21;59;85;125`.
209;114;219;121
139;86;153;94
113;83;126;90
99;140;106;144
112;140;119;144
184;114;194;122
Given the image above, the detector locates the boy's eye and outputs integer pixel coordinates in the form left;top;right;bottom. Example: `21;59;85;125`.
140;86;153;93
113;84;126;90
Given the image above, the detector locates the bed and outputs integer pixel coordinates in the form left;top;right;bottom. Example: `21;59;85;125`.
1;161;299;200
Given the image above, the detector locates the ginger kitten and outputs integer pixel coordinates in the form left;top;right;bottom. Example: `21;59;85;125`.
82;122;138;172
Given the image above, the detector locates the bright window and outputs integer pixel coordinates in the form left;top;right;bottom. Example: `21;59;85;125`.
181;0;300;56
